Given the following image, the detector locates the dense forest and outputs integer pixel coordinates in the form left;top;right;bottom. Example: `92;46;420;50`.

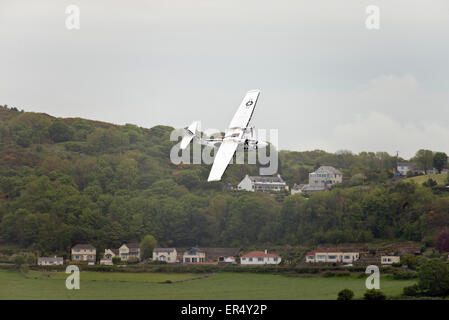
1;105;448;256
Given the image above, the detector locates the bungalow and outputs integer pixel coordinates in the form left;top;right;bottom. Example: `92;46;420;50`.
381;256;400;265
305;250;359;264
38;256;63;266
153;248;177;263
183;247;206;263
71;244;96;264
240;250;281;265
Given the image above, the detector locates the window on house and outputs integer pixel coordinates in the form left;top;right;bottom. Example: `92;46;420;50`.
258;258;263;261
185;258;190;262
274;258;278;261
249;258;253;262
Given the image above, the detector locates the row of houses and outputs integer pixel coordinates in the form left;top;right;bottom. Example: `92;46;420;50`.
38;245;282;266
38;245;407;267
152;248;282;265
305;250;400;266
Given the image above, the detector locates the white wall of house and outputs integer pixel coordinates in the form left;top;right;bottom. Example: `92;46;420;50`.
381;256;400;265
306;252;359;263
240;256;281;265
237;175;254;191
153;250;177;263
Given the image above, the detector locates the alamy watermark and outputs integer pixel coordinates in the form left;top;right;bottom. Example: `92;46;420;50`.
65;265;80;290
65;5;80;30
365;265;380;289
365;5;380;30
169;124;279;176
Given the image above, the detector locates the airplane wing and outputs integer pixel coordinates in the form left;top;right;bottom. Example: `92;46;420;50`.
207;139;239;182
228;90;260;129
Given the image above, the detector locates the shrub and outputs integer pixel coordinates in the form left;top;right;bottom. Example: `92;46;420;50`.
112;257;121;265
337;289;354;300
417;258;449;297
392;270;417;280
127;257;140;265
403;284;420;297
363;289;386;300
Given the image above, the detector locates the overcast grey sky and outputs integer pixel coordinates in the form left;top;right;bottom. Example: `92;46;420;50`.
1;0;448;158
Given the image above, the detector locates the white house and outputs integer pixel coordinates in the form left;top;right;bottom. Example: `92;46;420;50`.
240;250;281;265
305;250;359;264
38;256;63;266
119;243;141;261
397;162;422;176
293;166;343;194
153;248;177;263
381;256;400;265
237;174;288;192
308;166;342;188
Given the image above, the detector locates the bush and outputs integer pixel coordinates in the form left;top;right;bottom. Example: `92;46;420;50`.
112;257;121;265
392;270;417;280
127;257;140;265
400;254;424;270
363;289;386;300
403;284;420;297
417;258;449;297
337;289;354;300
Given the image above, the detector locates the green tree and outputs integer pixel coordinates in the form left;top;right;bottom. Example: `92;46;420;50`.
48;120;74;142
337;288;354;300
140;235;157;260
13;255;26;268
413;149;434;173
433;152;448;173
417;259;449;297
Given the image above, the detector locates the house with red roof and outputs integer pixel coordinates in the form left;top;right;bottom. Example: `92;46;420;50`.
240;250;281;265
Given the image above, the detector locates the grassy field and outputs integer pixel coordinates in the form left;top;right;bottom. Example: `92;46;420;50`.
405;173;447;185
0;269;415;300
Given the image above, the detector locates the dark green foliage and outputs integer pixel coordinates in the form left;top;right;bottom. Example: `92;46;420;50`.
433;152;448;174
140;235;157;260
417;259;449;297
363;289;386;300
337;288;354;300
403;284;420;296
392;270;417;280
48;120;74;142
112;256;121;265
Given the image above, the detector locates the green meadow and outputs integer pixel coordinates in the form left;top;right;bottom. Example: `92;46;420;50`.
405;173;448;185
0;269;415;300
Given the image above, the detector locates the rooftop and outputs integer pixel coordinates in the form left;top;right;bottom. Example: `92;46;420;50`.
72;244;95;250
241;251;280;258
315;166;342;175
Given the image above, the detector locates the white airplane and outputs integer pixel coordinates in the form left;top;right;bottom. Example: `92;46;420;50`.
180;90;268;182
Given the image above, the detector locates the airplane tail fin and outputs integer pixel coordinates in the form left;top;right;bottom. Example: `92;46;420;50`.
180;121;198;150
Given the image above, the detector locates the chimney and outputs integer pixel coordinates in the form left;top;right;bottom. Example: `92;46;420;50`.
264;249;267;254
